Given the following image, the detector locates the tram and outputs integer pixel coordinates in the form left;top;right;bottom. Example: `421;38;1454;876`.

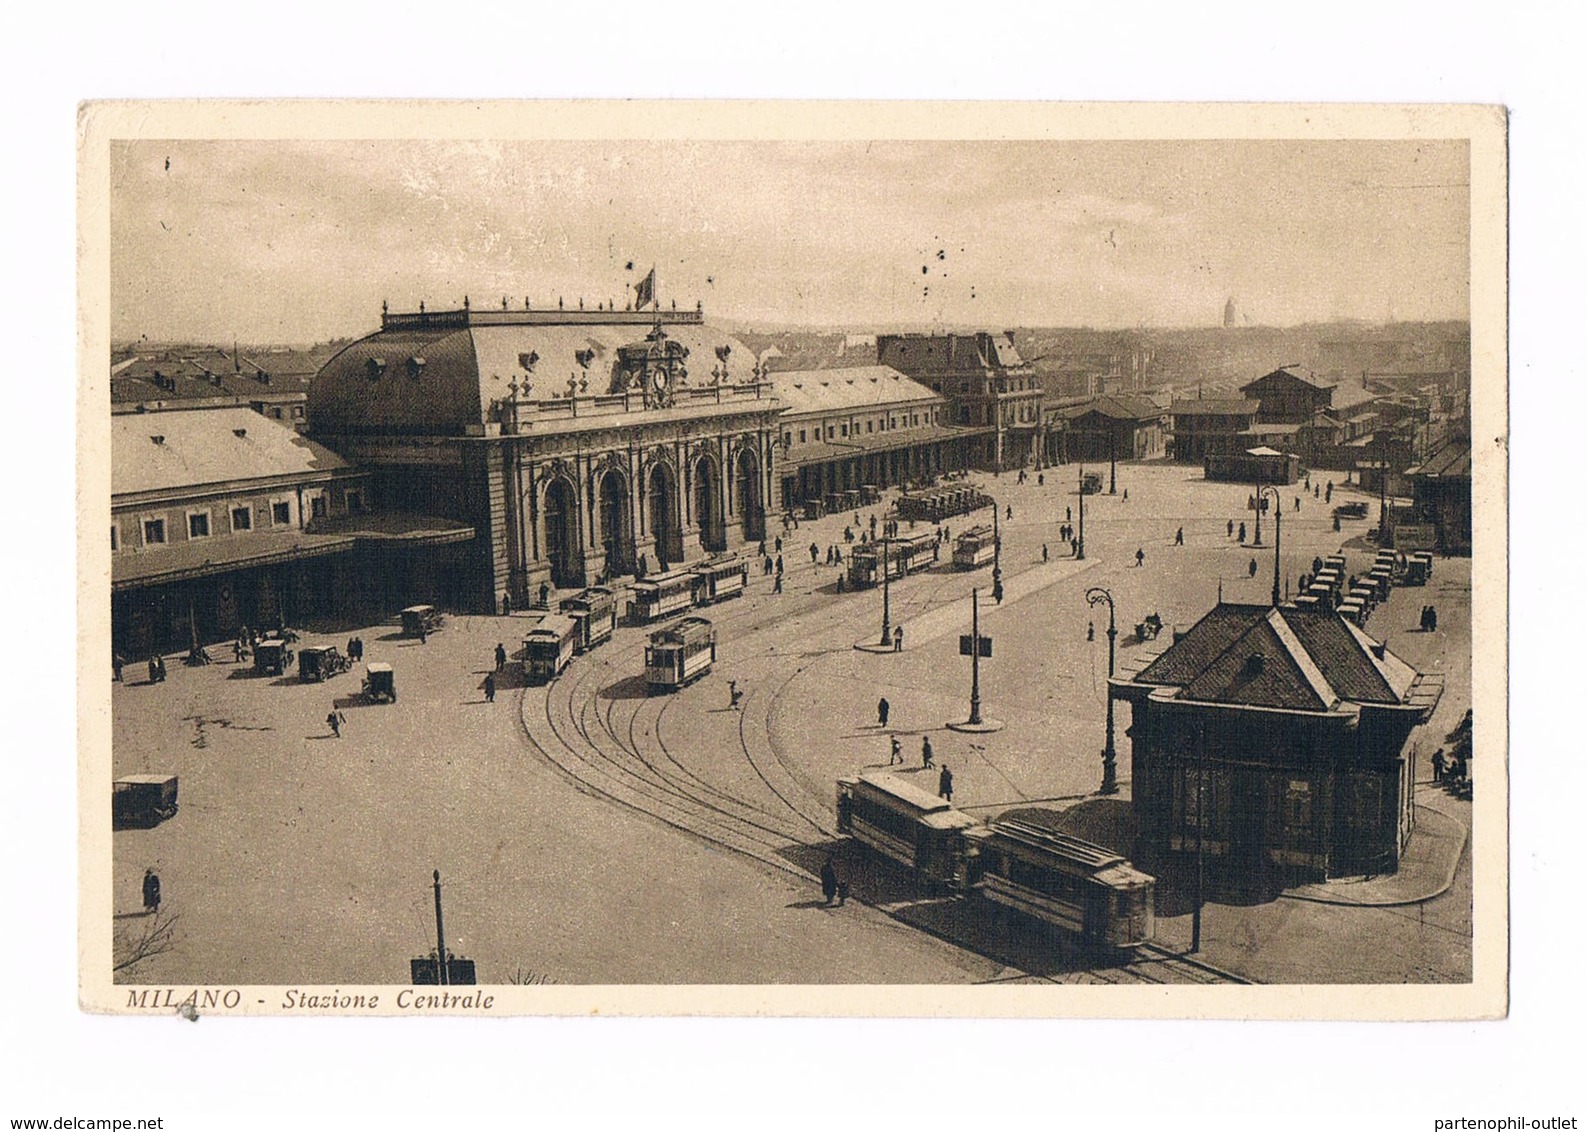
835;772;982;892
522;615;579;684
895;486;992;523
847;531;940;589
964;818;1156;952
559;586;618;653
951;524;998;570
629;569;698;625
690;556;749;605
645;617;717;693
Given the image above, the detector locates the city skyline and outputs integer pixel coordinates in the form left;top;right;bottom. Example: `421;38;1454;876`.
110;138;1470;345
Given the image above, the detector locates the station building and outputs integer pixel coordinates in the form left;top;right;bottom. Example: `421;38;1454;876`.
1054;393;1168;463
1113;602;1442;885
772;365;964;507
111;405;472;658
876;332;1044;470
1168;399;1260;461
308;302;782;610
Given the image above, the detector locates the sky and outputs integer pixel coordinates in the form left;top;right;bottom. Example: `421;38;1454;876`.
109;138;1470;345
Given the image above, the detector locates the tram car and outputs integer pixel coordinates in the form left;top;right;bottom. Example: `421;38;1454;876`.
522;615;579;684
964;817;1156;953
629;568;698;625
836;772;982;892
690;556;749;605
847;531;941;589
558;586;618;653
644;616;717;693
952;524;998;570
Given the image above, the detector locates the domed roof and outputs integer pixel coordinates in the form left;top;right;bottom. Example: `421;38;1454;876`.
310;307;759;435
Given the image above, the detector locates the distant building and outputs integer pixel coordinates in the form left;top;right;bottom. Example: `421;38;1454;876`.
876;331;1043;470
1055;394;1168;463
1114;603;1442;886
1240;366;1337;425
1223;296;1237;329
111;349;324;430
1405;437;1472;555
772;366;958;507
111;406;472;657
1168;398;1259;461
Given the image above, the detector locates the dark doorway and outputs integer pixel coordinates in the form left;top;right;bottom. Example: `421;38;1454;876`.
543;477;583;588
598;468;633;577
736;447;764;542
694;456;726;553
648;463;680;570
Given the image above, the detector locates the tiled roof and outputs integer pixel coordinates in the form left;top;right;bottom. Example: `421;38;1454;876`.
1241;366;1336;394
772;366;941;415
1406;438;1472;479
1170;399;1259;416
1062;394;1165;422
1131;602;1414;711
113;406;351;497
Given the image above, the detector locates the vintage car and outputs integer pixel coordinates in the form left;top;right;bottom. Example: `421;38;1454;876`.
113;774;179;828
363;662;396;703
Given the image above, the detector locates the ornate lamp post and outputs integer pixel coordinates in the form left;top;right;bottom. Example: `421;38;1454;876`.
1258;484;1282;606
1251;471;1266;548
878;536;892;648
1086;586;1120;795
991;500;1003;602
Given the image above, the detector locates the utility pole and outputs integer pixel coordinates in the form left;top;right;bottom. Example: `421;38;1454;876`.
431;869;449;985
1109;428;1117;495
1378;427;1391;545
1260;485;1282;606
1086;587;1119;794
1077;465;1087;560
968;588;983;726
878;536;892;648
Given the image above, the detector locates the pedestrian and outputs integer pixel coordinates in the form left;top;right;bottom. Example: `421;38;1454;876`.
774;574;783;593
142;868;161;915
893;625;903;652
1175;527;1184;546
327;708;344;738
810;543;819;564
758;540;767;558
836;574;845;593
539;581;552;607
417;623;427;644
938;764;953;801
1066;506;1072;523
775;536;783;554
1006;504;1012;520
1042;543;1049;563
1038;472;1045;486
776;555;784;576
890;736;902;765
495;642;507;671
878;697;890;727
1070;537;1079;557
1431;747;1447;784
1326;482;1334;503
1135;547;1145;568
484;672;496;703
1227;519;1234;538
820;855;839;906
1248;557;1258;577
1122;488;1128;501
1428;605;1438;631
1294;496;1300;512
148;656;160;684
870;514;877;536
922;735;934;768
234;639;245;663
1238;522;1247;543
1333;515;1341;532
1087;621;1095;642
502;591;512;616
1315;484;1321;498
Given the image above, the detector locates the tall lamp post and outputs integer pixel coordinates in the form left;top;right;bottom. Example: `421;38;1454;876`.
1086;586;1120;795
1109;429;1118;495
991;501;1004;602
1258;485;1282;607
1251;471;1266;548
1076;465;1087;560
878;536;892;648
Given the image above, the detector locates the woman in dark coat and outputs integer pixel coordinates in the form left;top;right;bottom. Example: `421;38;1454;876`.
820;856;839;906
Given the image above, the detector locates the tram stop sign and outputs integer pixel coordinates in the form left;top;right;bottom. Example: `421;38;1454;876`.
959;634;993;658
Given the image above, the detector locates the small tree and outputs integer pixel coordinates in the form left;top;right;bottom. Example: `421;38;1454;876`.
114;908;182;975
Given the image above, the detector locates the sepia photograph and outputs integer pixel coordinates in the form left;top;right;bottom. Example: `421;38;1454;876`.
78;101;1506;1018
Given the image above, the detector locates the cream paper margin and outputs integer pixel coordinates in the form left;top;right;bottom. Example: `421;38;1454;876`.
76;99;1508;1019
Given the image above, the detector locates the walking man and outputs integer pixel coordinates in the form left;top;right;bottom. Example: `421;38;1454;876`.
890;736;902;765
327;707;345;738
922;735;934;768
820;855;839;907
502;591;512;616
893;625;903;652
142;868;161;915
484;672;496;703
938;764;953;802
878;697;890;727
1135;547;1145;568
1042;543;1049;563
495;642;507;671
1248;557;1258;577
1227;519;1234;538
1175;527;1184;546
1431;747;1447;784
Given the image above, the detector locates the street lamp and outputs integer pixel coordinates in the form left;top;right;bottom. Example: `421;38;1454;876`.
1109;428;1117;495
1251;472;1266;548
1258;485;1282;607
1076;464;1087;561
991;500;1004;602
1086;586;1120;795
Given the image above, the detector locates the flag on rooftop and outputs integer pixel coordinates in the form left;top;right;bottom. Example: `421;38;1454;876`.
635;267;656;310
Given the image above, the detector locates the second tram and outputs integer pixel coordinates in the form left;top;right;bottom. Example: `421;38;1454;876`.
559;586;618;653
690;556;749;605
951;524;998;570
847;531;940;589
644;616;717;693
836;772;981;892
629;569;698;625
522;615;579;684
